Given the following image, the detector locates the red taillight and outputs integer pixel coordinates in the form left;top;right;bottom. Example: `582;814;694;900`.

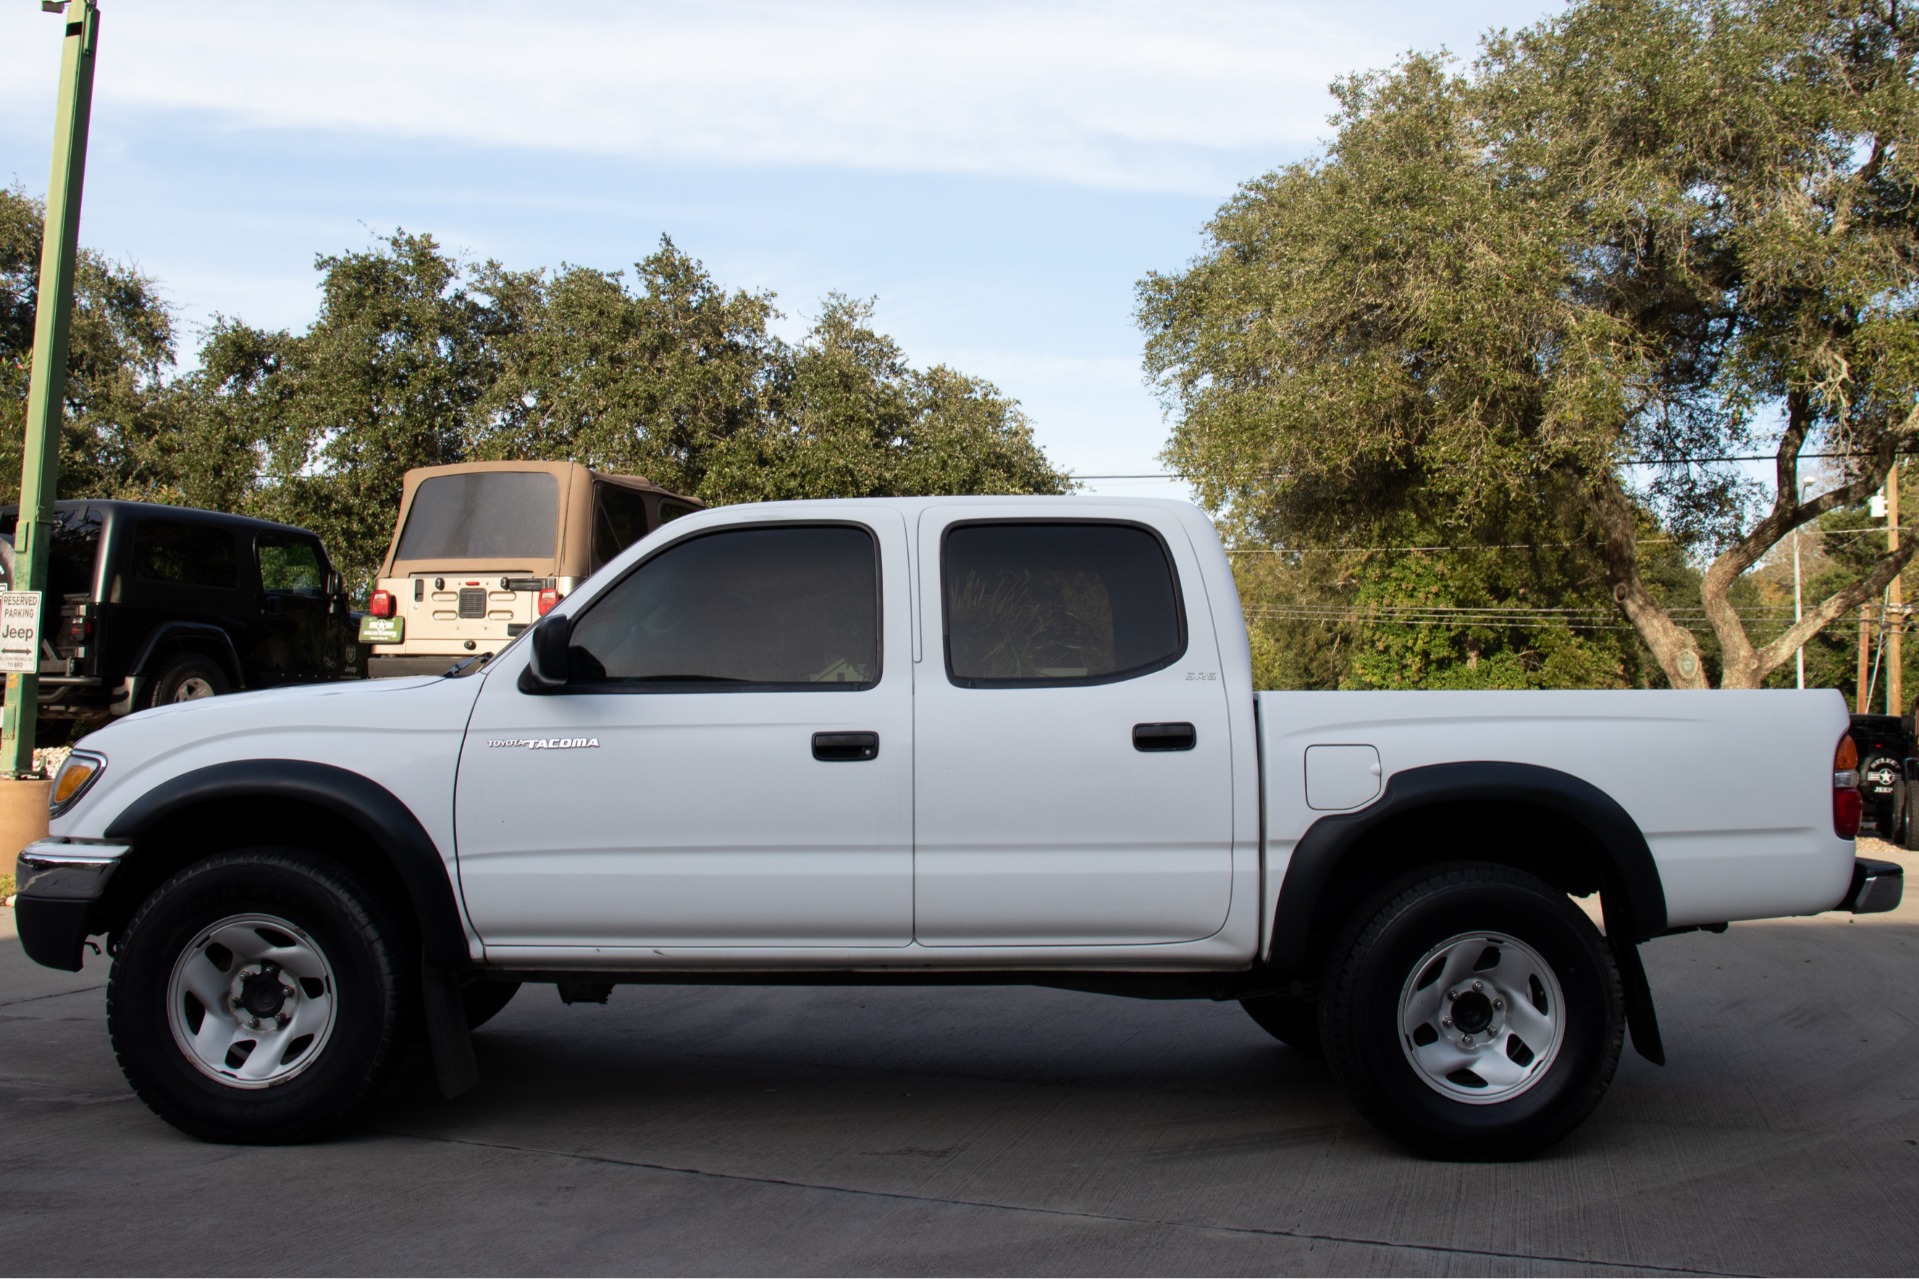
369;590;394;618
1835;734;1862;839
537;588;560;616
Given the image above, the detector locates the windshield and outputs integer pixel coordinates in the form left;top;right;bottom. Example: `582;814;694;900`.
394;472;560;562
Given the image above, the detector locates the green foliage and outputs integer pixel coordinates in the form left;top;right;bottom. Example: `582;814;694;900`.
1;204;1068;592
1140;0;1919;688
0;186;176;506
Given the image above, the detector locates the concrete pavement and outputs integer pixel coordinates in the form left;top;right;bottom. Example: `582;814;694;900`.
3;857;1917;1276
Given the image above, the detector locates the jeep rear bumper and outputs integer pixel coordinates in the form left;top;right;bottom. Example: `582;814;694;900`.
12;838;129;971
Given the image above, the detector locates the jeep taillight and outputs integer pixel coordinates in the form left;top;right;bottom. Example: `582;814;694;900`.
537;588;559;616
369;590;394;618
1835;734;1862;839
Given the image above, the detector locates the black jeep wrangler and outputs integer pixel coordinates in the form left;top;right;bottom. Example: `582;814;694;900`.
0;500;362;719
1850;711;1918;847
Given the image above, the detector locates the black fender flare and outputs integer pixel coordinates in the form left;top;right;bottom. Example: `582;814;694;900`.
103;759;470;968
130;622;245;688
1272;761;1670;1062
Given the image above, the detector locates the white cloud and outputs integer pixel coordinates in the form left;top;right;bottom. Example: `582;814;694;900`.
0;0;1407;192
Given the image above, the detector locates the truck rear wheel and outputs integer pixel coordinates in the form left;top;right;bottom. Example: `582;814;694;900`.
106;850;413;1143
1319;863;1623;1160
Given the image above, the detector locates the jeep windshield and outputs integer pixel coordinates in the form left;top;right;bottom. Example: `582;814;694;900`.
393;471;560;563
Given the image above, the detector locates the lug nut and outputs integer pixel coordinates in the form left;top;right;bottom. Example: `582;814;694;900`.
1441;1017;1452;1027
1472;980;1483;992
1461;1035;1473;1046
1493;998;1504;1010
1446;990;1457;1001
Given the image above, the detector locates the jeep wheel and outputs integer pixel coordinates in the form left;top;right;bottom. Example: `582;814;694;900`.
107;850;413;1143
142;653;231;708
1320;863;1624;1161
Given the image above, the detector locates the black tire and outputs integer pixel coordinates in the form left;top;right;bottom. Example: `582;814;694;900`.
1319;863;1624;1161
106;849;415;1144
462;978;521;1030
139;652;231;709
1239;993;1322;1057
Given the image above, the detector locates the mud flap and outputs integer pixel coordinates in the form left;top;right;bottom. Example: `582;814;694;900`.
421;963;478;1098
1611;937;1665;1066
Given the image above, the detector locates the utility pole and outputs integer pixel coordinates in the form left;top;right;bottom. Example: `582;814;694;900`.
3;1;100;779
1890;463;1903;716
1794;480;1811;689
1859;603;1873;713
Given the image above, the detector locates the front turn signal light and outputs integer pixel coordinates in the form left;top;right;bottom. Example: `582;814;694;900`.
49;750;106;817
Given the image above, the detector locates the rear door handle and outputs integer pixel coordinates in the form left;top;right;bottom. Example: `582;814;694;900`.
1134;722;1196;752
813;731;879;762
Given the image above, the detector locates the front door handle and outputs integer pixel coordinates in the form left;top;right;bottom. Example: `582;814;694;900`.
1133;722;1196;752
813;731;879;762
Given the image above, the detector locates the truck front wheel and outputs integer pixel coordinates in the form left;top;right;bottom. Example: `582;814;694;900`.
106;850;414;1143
1319;863;1623;1160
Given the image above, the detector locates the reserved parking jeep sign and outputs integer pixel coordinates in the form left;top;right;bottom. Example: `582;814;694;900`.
0;590;40;674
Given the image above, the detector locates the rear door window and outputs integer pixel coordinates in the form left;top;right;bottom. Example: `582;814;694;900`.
941;522;1184;687
395;472;560;561
565;525;879;690
130;520;238;590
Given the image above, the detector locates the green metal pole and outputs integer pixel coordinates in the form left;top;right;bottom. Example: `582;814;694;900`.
3;1;99;779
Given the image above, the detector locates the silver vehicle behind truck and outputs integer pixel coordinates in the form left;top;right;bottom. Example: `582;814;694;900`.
361;461;699;677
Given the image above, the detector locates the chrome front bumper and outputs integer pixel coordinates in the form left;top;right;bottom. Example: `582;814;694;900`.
13;838;131;972
16;837;131;899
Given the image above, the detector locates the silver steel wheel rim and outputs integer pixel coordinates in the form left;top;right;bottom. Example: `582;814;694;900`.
1396;930;1565;1105
166;913;338;1089
171;676;216;701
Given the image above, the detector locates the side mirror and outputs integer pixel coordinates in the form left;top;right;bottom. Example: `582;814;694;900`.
518;613;572;694
325;570;344;597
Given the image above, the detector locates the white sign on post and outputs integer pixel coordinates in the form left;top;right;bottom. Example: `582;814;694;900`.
0;591;42;674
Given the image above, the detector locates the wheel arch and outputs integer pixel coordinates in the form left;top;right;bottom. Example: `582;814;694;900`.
97;759;470;967
1270;761;1668;978
131;623;245;689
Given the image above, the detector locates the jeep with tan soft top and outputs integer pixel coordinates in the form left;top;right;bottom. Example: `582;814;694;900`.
360;461;699;677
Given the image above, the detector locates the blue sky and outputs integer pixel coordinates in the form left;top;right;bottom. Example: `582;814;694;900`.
1;0;1562;502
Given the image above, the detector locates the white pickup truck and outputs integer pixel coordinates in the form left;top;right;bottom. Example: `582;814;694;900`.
13;497;1902;1158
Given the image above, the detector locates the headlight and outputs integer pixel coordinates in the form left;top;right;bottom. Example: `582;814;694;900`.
49;750;106;817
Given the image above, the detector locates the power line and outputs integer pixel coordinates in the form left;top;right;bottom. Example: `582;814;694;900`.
1072;448;1914;483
